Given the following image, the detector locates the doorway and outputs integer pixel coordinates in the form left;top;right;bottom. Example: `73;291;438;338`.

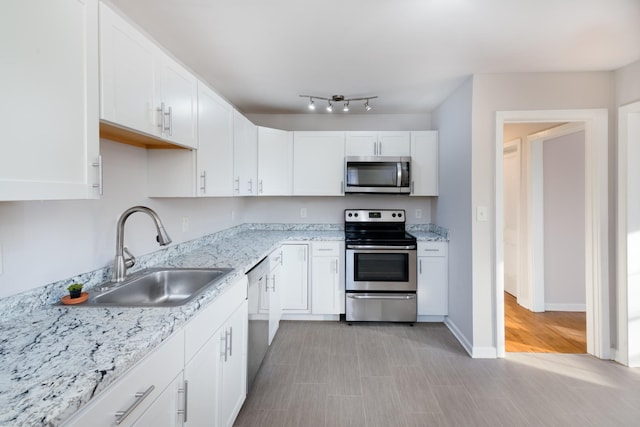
503;123;588;353
495;109;609;359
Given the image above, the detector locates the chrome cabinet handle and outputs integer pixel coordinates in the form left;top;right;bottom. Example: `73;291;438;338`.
157;103;165;130
411;181;415;194
234;177;240;193
271;274;276;291
228;327;233;357
178;380;189;422
167;105;173;136
220;332;228;361
248;178;253;193
259;179;263;194
378;141;382;155
114;385;155;425
419;259;423;275
373;142;377;155
334;259;338;274
340;180;344;193
92;155;103;195
347;294;416;300
200;171;207;194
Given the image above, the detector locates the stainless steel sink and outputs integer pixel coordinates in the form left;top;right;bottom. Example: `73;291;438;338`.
90;267;234;307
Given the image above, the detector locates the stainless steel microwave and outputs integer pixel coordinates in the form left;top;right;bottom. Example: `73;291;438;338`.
344;156;411;194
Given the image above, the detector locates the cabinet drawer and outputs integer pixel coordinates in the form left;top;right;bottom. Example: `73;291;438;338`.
185;275;248;362
417;241;448;257
312;241;342;256
63;330;184;427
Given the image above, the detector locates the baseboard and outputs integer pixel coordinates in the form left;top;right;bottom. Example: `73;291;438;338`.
416;315;446;322
444;318;472;357
544;303;586;312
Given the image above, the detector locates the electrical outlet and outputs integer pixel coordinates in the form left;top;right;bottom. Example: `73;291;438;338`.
415;209;422;219
300;208;307;218
182;217;190;232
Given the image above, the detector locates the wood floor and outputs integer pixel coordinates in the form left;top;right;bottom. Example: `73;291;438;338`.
235;321;640;427
504;292;587;353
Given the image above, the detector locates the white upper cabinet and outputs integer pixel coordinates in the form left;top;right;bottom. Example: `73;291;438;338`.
146;82;233;197
293;132;345;196
99;3;197;149
410;131;439;196
257;127;293;196
233;111;258;196
345;131;410;156
0;0;100;201
196;83;234;196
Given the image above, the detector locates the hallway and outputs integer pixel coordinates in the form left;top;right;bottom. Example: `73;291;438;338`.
505;292;586;353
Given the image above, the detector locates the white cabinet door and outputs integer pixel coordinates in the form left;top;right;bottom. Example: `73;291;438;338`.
233;110;258;196
267;250;283;344
281;244;309;311
1;0;100;201
345;131;377;156
410;131;439;196
197;83;234;196
155;54;198;149
293;132;345;195
378;131;411;156
218;301;248;427
99;2;155;137
311;242;343;315
133;374;183;427
184;327;221;427
257;127;292;195
417;242;448;316
345;131;410;156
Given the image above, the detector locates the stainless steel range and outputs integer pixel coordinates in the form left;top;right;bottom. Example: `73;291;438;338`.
344;209;417;322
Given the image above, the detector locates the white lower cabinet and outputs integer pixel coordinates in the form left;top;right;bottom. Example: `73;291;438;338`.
280;244;309;312
64;276;248;427
311;242;344;315
267;250;283;344
417;242;449;316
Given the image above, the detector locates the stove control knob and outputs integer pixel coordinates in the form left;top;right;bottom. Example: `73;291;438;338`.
398;212;403;217
392;213;397;217
354;213;359;217
348;213;353;217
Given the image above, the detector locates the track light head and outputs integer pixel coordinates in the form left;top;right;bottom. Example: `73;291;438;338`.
308;97;315;110
326;101;333;112
343;102;349;112
365;100;372;111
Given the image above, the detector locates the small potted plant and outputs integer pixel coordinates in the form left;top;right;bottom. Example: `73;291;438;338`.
67;283;84;299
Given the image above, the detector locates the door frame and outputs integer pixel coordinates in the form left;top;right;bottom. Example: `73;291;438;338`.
617;100;640;367
502;138;521;300
495;109;609;359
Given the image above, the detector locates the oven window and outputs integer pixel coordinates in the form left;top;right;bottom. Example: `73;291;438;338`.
354;252;409;282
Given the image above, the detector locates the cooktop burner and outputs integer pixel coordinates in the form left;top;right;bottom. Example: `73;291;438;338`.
344;209;416;246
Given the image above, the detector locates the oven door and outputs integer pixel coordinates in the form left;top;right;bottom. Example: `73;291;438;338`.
346;247;417;292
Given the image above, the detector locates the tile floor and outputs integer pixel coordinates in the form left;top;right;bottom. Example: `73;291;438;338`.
234;321;640;426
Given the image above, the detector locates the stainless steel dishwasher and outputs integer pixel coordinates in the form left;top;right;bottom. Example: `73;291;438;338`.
246;257;269;392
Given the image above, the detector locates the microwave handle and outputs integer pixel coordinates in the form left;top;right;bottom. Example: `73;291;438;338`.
397;162;402;187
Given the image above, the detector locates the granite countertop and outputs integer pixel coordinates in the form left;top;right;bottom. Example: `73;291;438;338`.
0;223;446;426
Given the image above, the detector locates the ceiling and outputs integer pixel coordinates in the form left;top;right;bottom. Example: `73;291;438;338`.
108;0;640;115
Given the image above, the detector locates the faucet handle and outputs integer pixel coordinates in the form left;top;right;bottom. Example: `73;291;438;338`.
123;246;136;269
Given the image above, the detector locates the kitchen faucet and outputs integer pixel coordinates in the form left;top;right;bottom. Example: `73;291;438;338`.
112;206;172;282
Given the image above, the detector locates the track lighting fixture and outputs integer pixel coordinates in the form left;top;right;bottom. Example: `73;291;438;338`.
299;94;377;113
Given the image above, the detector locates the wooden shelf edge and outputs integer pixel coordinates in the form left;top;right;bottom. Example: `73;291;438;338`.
99;121;190;150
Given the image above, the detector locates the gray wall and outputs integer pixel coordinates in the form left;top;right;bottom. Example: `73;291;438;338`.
431;77;474;347
247;113;431;131
543;131;586;310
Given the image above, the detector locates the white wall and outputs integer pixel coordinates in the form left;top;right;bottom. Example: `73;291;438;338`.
244;196;431;224
431;77;474;348
0;139;247;298
543;131;586;310
616;59;640;107
247;113;431;131
471;71;614;353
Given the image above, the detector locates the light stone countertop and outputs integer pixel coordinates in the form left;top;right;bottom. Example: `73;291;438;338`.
0;223;446;426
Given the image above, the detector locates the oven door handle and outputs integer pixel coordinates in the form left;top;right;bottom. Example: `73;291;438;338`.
347;245;416;250
347;294;416;300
